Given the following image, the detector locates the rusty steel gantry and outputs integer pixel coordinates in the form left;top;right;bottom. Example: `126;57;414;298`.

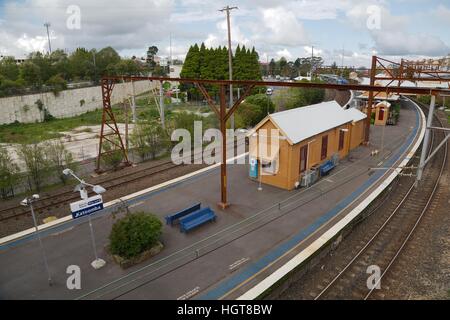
96;56;450;209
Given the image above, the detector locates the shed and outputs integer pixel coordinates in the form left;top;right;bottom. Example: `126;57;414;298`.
249;101;367;190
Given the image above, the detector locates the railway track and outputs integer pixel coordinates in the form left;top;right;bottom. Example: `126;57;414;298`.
309;101;447;300
0;141;245;222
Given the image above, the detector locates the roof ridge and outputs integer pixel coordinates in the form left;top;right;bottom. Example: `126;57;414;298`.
269;100;340;118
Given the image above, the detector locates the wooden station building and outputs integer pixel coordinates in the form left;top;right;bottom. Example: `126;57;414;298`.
249;101;367;190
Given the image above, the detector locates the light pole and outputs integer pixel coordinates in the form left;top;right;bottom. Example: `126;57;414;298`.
44;22;52;54
63;169;106;269
20;194;52;286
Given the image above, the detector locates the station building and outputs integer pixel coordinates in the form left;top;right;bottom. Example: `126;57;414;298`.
249;101;367;190
356;90;400;126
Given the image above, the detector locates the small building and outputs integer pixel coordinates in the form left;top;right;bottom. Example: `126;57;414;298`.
249;101;367;190
374;101;391;126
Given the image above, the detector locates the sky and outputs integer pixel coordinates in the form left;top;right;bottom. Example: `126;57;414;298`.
0;0;449;67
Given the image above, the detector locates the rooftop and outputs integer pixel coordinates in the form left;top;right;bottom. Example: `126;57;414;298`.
255;101;367;145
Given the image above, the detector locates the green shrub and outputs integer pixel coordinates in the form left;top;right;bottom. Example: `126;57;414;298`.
109;212;162;259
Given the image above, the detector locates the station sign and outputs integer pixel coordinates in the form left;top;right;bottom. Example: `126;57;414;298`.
70;194;104;219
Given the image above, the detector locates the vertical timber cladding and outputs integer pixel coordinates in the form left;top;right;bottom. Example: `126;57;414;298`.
258;120;291;190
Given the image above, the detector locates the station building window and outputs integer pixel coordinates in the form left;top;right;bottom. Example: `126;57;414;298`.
261;159;278;175
338;130;345;151
321;135;328;160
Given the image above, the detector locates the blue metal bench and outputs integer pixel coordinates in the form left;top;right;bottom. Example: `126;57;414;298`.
165;203;201;226
319;160;335;176
179;207;216;233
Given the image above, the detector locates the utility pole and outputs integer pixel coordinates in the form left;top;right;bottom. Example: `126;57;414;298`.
44;22;52;54
311;46;314;78
93;50;97;84
219;5;238;130
160;81;165;129
169;33;172;67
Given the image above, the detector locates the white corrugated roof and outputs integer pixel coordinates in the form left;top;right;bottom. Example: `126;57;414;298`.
264;101;366;145
345;107;367;122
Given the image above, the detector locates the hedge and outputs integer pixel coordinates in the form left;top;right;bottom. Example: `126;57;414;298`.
109;212;162;259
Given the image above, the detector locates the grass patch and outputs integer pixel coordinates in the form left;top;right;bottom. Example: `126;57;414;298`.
0;97;212;144
0;102;157;144
0;109;105;144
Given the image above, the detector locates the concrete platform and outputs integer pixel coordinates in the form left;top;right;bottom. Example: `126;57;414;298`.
0;99;422;299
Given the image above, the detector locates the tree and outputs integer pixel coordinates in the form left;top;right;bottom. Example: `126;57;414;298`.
269;59;276;76
236;94;275;128
111;59;141;76
0;56;20;81
96;46;121;76
180;44;200;79
130;120;170;160
109;212;162;259
101;139;124;170
284;80;325;110
46;74;67;96
180;44;201;99
146;46;159;70
20;61;42;88
17;143;52;192
68;48;92;80
0;147;20;198
45;140;77;185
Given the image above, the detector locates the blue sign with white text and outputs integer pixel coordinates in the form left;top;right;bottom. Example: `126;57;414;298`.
71;203;104;219
70;194;104;219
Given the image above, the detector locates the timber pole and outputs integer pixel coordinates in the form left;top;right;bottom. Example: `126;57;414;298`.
219;84;229;209
365;55;377;144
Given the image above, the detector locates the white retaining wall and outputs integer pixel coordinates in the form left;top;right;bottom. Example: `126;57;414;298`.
0;80;154;125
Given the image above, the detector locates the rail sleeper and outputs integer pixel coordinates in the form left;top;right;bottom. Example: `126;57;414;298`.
179;207;216;233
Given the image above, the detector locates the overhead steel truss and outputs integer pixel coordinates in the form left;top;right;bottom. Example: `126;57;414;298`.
97;56;450;208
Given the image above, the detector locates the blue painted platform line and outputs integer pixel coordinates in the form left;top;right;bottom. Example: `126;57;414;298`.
198;105;419;300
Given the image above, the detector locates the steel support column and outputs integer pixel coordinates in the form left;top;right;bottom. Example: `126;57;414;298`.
416;95;436;184
365;55;377;144
218;84;229;209
96;79;130;172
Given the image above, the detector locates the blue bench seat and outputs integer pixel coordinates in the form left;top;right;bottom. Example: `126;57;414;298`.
179;207;216;233
320;160;335;176
165;203;201;226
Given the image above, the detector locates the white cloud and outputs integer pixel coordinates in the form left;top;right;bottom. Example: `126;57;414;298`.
204;34;219;48
0;0;175;56
255;7;310;47
276;49;292;60
15;34;49;53
371;31;449;56
432;5;450;24
345;2;449;56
